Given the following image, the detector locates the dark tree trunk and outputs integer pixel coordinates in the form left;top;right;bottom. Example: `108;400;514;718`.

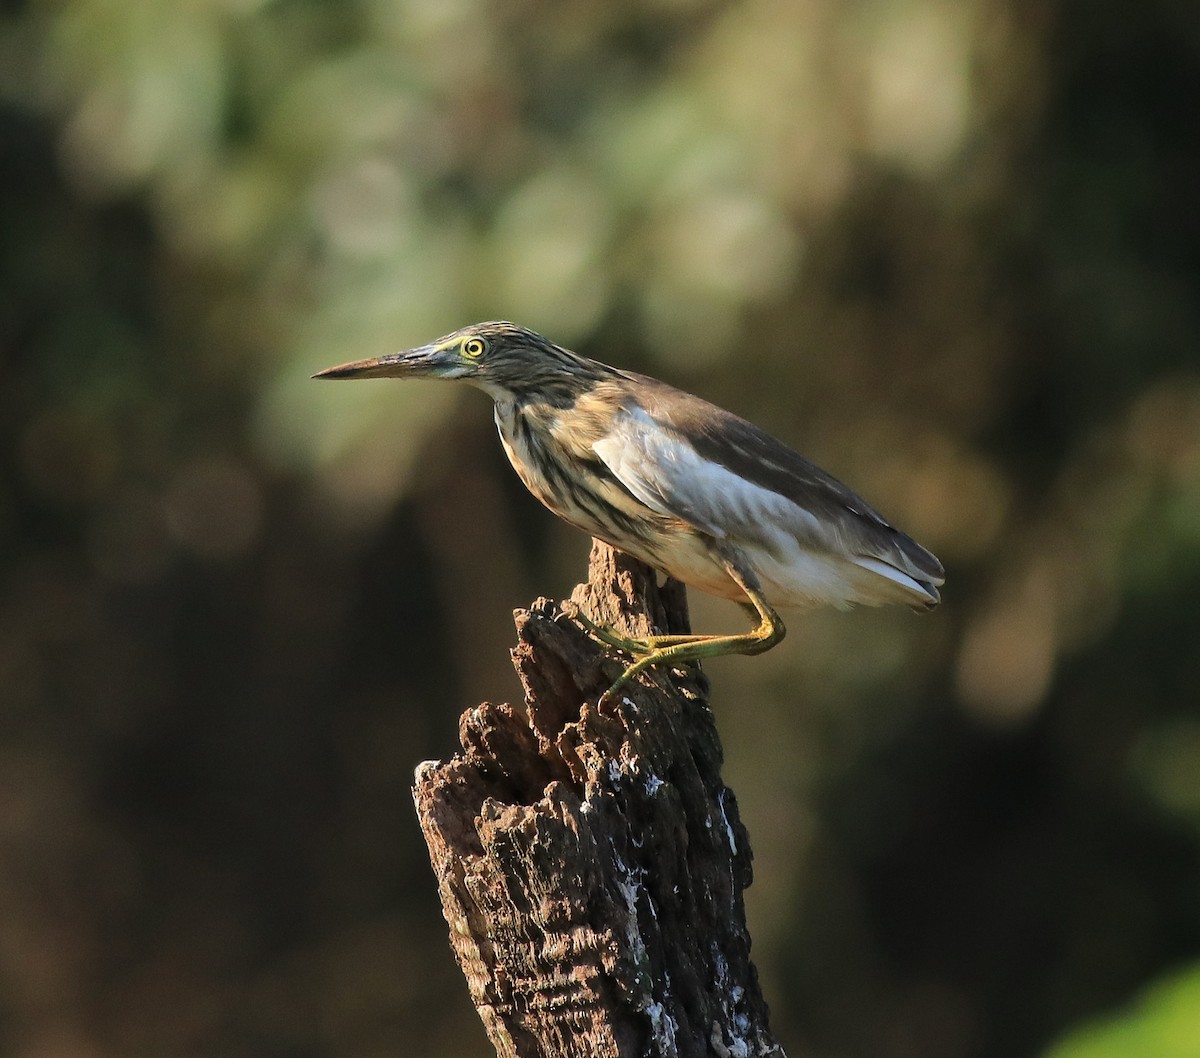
413;540;786;1058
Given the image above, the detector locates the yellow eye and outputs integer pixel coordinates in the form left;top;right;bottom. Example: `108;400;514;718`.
462;337;487;358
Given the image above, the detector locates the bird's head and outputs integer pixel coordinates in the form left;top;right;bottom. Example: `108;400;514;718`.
313;321;610;405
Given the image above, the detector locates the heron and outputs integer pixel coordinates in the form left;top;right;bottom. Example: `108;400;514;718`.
315;322;944;695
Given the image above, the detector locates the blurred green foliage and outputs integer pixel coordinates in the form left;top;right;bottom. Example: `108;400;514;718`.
1046;963;1200;1058
1;0;1198;1056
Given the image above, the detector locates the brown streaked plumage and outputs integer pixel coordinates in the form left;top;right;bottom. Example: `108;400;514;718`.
315;322;944;695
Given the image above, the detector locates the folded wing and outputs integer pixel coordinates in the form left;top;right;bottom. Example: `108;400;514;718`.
590;375;944;608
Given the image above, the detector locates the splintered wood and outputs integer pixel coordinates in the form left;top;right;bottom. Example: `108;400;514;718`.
413;541;786;1058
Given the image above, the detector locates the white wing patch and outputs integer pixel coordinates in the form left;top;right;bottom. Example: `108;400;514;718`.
591;406;822;546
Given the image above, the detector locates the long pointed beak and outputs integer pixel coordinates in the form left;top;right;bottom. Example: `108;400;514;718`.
312;343;442;380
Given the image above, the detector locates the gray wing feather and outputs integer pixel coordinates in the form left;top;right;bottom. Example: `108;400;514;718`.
600;373;945;591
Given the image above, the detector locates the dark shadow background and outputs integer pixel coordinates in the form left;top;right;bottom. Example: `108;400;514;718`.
2;1;1198;1056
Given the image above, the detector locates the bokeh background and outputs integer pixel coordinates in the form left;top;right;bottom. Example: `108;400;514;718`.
2;0;1199;1056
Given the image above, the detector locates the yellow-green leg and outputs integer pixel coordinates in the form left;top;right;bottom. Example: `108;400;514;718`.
565;562;786;700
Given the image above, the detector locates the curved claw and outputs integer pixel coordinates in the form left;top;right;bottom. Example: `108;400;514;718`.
554;599;582;626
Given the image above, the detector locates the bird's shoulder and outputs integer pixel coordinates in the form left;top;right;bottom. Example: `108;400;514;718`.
536;386;621;459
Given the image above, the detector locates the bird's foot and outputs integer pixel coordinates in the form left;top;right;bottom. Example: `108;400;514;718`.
560;601;645;653
562;595;785;703
559;601;703;655
559;601;712;703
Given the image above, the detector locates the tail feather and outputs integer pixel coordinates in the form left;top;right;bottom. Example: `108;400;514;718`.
854;555;942;609
878;527;944;591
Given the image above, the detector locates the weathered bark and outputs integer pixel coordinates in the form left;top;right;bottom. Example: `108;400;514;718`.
413;540;786;1058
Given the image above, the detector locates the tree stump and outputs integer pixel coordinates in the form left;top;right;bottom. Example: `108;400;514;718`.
412;540;786;1058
